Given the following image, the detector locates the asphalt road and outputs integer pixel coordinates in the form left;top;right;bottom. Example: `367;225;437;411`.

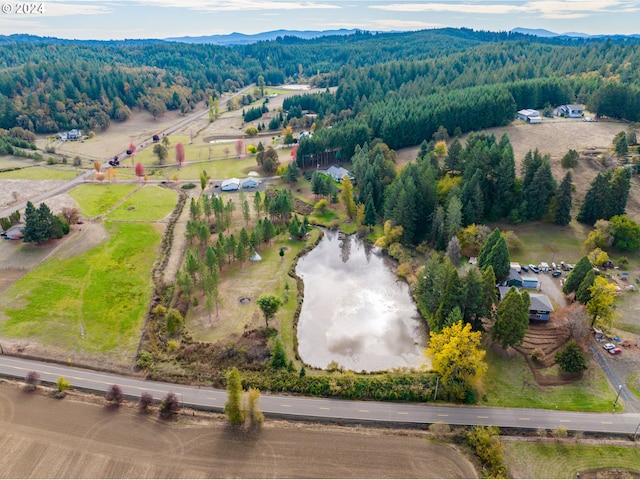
1;355;639;436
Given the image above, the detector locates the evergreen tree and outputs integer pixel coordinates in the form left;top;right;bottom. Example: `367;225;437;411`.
478;228;501;271
446;235;461;266
445;196;463;242
363;198;376;226
555;340;587;373
462;267;486;331
21;201;39;243
523;159;556;221
555;171;573;226
575;269;596;304
562;255;592;294
434;269;465;332
444;137;462;173
608;167;632;219
486;236;510;283
577;171;612;225
492;287;530;349
270;337;288;370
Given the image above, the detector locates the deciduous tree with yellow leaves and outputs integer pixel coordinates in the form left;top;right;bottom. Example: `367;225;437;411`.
426;320;487;402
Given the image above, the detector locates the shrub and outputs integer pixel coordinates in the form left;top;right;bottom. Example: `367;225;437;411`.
181;183;196;190
136;350;154;369
55;376;71;398
138;392;154;413
72;156;82;167
465;426;507;479
105;384;124;406
247;145;257;154
530;348;545;364
159;392;180;419
165;308;183;334
429;422;451;438
245;126;259;136
24;371;40;391
552;426;569;439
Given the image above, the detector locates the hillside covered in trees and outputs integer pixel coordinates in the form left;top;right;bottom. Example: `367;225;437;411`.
0;29;639;135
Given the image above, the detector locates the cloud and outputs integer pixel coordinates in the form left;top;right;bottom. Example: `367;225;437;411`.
370;19;444;29
63;0;343;12
369;0;634;19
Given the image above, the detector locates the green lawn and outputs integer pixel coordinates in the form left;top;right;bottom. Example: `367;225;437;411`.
503;441;640;478
0;166;81;180
106;185;178;222
69;184;138;218
0;223;161;360
481;349;617;412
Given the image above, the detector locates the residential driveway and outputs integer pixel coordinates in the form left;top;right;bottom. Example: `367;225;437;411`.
535;271;567;309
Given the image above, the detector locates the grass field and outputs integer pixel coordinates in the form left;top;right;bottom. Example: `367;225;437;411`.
0;222;162;360
0;157;32;170
69;183;138;218
481;349;616;412
105;185;178;222
496;221;591;266
503;441;640;478
0;166;81;180
187;229;321;363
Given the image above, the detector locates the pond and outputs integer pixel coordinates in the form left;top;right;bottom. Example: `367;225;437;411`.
296;229;427;372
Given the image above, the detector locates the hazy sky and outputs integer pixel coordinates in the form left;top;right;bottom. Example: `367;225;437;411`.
0;0;638;40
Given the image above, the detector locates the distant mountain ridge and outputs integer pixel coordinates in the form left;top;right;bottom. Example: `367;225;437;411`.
165;29;359;45
512;27;640;39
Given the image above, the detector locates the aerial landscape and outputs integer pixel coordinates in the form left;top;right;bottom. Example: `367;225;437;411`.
1;0;640;478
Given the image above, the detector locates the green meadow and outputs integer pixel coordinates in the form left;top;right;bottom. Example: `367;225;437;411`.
69;183;138;218
0;222;161;359
106;185;178;221
0;166;80;180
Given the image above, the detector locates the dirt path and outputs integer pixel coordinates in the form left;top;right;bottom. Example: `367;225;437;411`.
0;381;477;479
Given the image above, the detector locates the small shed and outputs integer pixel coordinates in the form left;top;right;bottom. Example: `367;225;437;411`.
529;293;554;321
221;178;240;191
510;262;521;272
506;268;523;288
522;276;539;289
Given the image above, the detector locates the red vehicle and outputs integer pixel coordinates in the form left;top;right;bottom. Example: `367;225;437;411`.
608;347;622;355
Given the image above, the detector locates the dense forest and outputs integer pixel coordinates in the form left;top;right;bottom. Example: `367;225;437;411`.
0;29;639;134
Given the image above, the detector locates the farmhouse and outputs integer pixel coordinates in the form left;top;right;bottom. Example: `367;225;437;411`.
241;178;260;189
326;165;354;183
221;178;240;191
517;109;542;123
553;104;584;118
528;293;554;321
498;287;554;321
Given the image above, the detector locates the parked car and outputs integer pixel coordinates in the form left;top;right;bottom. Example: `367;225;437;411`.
608;347;622;355
552;270;562;278
521;264;529;272
529;264;540;274
603;343;616;350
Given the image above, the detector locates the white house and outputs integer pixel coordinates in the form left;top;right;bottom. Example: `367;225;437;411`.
553;104;584;118
326;165;354;183
221;178;240;191
517;109;542;123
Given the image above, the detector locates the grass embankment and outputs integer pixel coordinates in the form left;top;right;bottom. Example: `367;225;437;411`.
188;229;321;363
69;183;138;218
0;222;161;359
503;441;640;478
481;349;616;412
106;185;178;222
0;166;80;180
0;157;33;170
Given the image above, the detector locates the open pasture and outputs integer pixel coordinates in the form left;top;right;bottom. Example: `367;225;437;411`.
69;183;138;218
105;185;178;222
0;222;162;363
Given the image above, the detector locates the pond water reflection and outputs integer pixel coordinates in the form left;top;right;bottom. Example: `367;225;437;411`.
296;229;427;372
